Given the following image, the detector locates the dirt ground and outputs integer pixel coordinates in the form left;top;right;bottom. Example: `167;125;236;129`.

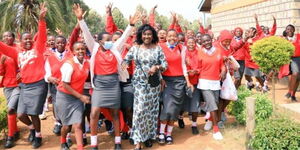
1;80;299;150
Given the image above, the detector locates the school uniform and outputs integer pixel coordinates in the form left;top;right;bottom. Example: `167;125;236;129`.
288;34;300;73
197;46;224;112
230;35;246;80
0;20;48;115
79;19;134;109
55;57;90;125
160;43;186;121
182;47;201;113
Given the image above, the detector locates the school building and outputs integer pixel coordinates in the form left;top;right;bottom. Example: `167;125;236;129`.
198;0;300;35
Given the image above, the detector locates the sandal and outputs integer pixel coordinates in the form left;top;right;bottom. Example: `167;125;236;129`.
166;136;173;145
157;133;166;144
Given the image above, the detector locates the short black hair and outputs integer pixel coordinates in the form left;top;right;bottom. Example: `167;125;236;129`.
136;24;158;45
201;34;212;40
21;32;31;39
113;32;122;36
72;41;85;50
250;27;257;35
286;24;295;31
55;35;66;42
3;31;15;39
97;31;110;41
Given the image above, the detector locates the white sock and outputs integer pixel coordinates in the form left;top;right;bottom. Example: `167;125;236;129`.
115;136;121;144
255;82;260;87
205;112;210;119
90;135;97;146
192;122;197;127
28;124;34;130
67;133;71;139
35;132;42;137
160;123;166;134
166;125;173;136
248;81;253;86
83;133;87;138
55;121;61;126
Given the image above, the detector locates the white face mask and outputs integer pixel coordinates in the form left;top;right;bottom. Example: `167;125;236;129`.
103;41;113;50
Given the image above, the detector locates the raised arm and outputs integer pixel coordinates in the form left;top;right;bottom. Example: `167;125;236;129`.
254;14;263;37
149;5;157;27
198;19;206;34
74;4;97;52
35;2;47;54
270;15;277;36
168;12;176;30
105;3;118;34
113;11;141;53
69;24;81;51
0;42;18;61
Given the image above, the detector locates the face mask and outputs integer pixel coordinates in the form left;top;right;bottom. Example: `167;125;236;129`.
167;42;177;49
103;41;113;50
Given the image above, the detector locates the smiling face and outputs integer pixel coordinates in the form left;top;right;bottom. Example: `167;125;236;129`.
234;28;243;37
47;35;55;49
286;26;295;37
142;29;153;45
195;33;202;45
55;37;66;53
201;35;212;49
221;39;231;49
186;30;195;38
21;33;33;50
2;32;15;46
166;30;178;45
158;30;167;42
73;42;86;62
187;38;196;50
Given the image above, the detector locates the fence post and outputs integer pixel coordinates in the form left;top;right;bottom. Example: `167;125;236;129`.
246;97;255;149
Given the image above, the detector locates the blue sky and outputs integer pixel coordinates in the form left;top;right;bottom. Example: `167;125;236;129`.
83;0;207;22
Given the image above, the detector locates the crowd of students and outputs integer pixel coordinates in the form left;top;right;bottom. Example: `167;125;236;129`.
0;2;299;150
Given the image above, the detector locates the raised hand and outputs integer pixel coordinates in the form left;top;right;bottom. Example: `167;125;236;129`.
106;2;113;16
129;11;142;25
170;11;177;23
55;28;63;35
151;4;158;13
73;3;84;20
39;2;47;20
141;13;148;25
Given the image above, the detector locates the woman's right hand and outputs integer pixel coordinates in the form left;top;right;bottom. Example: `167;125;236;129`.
149;65;158;75
187;82;194;92
73;3;84;20
121;62;128;71
80;95;90;104
160;79;166;92
48;77;59;85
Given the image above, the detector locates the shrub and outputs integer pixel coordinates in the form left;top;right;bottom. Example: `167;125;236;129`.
250;36;294;73
250;117;300;150
0;96;7;132
227;86;273;125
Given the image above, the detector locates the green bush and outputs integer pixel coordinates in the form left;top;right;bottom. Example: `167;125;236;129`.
251;36;294;73
0;96;7;132
227;86;273;125
250;117;300;150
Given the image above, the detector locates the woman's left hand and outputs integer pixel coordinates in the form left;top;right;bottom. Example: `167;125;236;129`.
149;65;158;75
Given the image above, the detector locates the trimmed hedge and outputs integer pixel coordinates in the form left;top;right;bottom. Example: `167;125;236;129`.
227;86;273;125
0;96;7;132
250;117;300;150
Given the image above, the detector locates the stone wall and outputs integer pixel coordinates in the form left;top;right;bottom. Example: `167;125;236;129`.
210;0;300;36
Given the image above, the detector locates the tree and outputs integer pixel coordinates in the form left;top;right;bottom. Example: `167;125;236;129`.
135;4;147;27
85;10;104;34
156;14;169;30
251;36;294;105
111;7;126;30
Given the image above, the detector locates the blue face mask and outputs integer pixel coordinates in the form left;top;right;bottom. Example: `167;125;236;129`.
103;41;113;50
167;42;177;49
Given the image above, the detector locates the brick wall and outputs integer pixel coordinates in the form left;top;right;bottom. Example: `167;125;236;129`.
210;0;300;37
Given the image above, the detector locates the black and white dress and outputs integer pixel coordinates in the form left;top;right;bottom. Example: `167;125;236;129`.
124;45;167;144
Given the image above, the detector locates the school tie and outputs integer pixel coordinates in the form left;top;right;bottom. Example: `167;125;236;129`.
59;53;63;60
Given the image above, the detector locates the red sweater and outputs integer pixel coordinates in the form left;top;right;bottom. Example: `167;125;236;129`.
215;42;232;57
230;37;246;60
58;58;90;94
94;48;118;75
185;48;199;85
106;15;118;34
0;20;47;84
291;34;300;57
198;47;224;80
168;23;183;33
47;51;73;80
160;43;183;76
0;45;19;87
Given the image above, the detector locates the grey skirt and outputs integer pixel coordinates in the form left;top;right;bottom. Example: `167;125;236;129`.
120;81;134;109
18;79;48;115
55;91;84;126
160;76;186;121
49;83;57;103
290;57;300;73
201;90;220;112
244;67;263;77
234;60;245;80
91;74;121;109
184;86;201;113
3;87;20;110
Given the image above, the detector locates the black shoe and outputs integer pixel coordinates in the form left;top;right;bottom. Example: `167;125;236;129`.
14;131;20;141
191;126;199;135
105;120;113;131
165;136;173;145
114;143;121;150
285;93;291;99
28;129;35;143
61;143;69;150
291;96;297;102
32;137;42;149
157;133;165;144
144;139;153;148
129;138;134;145
247;83;254;90
4;136;14;148
83;138;88;146
66;138;72;148
178;118;185;128
53;124;62;135
134;146;142;150
121;132;130;140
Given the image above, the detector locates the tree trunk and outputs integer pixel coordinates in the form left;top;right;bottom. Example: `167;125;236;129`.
246;97;256;149
272;72;276;110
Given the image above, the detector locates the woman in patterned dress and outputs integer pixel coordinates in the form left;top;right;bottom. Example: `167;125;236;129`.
123;24;167;150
